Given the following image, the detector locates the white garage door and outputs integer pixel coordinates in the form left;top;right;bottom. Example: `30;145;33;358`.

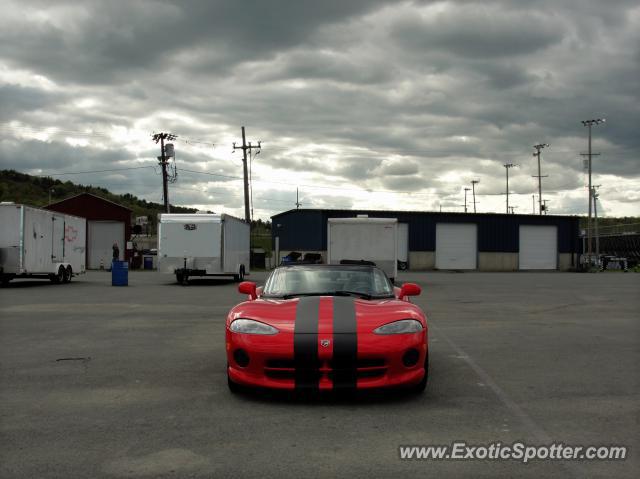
88;221;124;269
519;225;557;270
436;223;477;270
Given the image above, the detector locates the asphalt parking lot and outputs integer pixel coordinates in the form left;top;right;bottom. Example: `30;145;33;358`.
1;270;638;478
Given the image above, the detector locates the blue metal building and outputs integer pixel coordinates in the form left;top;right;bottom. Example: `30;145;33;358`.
271;209;581;271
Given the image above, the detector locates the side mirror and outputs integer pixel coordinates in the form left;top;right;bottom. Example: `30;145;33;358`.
238;281;257;300
399;282;421;300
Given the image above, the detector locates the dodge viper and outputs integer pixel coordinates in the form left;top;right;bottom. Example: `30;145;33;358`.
226;263;428;393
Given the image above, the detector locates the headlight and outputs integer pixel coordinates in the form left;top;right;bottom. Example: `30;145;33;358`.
229;318;279;335
373;319;423;335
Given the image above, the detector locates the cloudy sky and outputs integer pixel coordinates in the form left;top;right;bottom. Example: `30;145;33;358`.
1;0;638;220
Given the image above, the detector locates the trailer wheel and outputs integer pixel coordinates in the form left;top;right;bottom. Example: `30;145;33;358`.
50;266;65;284
234;266;245;282
64;266;73;283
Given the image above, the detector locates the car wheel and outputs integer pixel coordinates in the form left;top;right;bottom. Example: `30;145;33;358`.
176;272;183;284
64;266;72;283
411;354;429;394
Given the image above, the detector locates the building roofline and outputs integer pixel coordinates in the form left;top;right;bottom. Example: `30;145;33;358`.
48;192;133;211
271;208;579;219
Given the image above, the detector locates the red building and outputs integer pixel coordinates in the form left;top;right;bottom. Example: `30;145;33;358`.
46;193;132;268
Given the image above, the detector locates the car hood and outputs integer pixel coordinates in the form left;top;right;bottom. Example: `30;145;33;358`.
227;296;426;334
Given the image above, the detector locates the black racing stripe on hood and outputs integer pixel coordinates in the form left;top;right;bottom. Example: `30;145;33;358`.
332;296;357;390
294;296;320;390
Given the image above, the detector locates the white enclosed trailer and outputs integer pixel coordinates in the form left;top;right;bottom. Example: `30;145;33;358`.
158;213;250;284
327;217;398;281
0;203;86;285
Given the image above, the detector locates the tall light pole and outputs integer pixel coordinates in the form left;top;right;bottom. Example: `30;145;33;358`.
592;185;601;264
533;143;548;215
464;187;471;213
504;163;515;214
471;179;479;213
581;118;605;265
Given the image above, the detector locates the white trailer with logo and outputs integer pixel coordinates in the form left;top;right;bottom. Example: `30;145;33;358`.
327;216;398;281
0;203;86;285
158;213;250;284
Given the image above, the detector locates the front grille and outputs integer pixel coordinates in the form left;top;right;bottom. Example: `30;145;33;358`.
263;357;387;381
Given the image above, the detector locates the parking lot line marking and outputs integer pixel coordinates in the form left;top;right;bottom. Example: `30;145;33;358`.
430;323;588;478
430;322;551;442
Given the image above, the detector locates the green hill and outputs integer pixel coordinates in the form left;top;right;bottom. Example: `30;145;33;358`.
0;169;272;246
0;169;197;224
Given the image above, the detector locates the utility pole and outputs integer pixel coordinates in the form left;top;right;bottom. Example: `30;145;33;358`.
592;185;601;265
542;199;550;215
504;163;516;214
532;143;549;215
233;127;261;223
464;187;471;213
581;118;604;265
471;180;479;213
152;132;177;213
295;188;301;209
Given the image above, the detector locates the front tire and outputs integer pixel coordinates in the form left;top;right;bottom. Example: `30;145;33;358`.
410;354;429;394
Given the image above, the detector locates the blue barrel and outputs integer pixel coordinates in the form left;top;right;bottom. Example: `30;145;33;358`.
143;256;153;270
111;260;128;286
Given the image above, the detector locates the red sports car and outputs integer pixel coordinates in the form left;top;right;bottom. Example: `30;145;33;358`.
226;263;428;393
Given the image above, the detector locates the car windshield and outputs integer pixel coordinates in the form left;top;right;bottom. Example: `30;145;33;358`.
262;266;394;299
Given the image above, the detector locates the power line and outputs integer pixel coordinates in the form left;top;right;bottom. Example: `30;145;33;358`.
40;166;155;176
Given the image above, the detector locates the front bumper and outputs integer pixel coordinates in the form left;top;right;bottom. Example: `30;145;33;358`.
226;330;427;390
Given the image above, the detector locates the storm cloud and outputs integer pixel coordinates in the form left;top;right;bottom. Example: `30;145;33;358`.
0;0;638;218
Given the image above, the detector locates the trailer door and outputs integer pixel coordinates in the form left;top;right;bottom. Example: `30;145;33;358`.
51;214;65;261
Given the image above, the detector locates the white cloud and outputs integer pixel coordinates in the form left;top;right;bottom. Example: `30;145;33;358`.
0;0;638;219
